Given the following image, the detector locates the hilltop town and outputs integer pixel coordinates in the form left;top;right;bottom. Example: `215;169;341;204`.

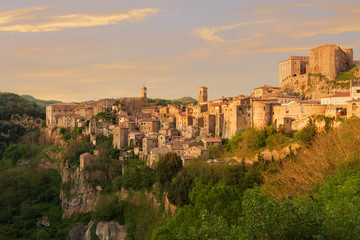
44;44;360;167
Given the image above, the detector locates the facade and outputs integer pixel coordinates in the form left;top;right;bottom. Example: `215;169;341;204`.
46;103;79;127
347;100;360;117
279;56;309;87
113;126;129;149
202;137;222;149
184;146;209;159
139;119;160;134
320;92;351;105
279;44;355;90
198;86;208;103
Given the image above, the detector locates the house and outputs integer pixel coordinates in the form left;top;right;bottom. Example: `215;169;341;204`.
320;92;351;105
184;146;209;159
201;137;222;148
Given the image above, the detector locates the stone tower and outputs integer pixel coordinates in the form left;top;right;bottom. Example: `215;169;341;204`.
142;86;147;98
198;86;208;103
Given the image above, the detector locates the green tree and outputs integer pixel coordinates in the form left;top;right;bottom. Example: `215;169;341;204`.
156;152;183;189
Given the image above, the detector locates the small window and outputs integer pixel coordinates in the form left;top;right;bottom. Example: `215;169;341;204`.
357;89;360;94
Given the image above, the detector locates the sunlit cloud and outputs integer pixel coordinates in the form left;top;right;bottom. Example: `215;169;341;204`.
0;6;49;25
192;22;252;44
0;8;162;32
54;45;79;52
17;47;48;58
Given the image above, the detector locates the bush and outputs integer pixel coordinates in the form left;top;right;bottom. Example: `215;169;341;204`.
294;117;317;146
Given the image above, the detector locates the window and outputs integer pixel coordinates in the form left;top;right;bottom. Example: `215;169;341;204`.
357;89;360;94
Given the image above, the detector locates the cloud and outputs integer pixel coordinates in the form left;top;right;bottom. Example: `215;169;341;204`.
192;22;252;44
17;47;48;58
228;45;313;55
0;7;162;32
94;61;175;71
22;70;83;79
0;6;49;25
54;45;79;52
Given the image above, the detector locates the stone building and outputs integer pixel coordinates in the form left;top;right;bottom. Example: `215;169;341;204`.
158;134;170;147
57;115;83;129
113;126;129;149
128;132;143;147
320;92;351;105
75;107;94;121
46;103;79;127
279;56;309;87
142;137;158;154
279;44;356;92
310;44;353;81
347;99;360;117
183;146;209;159
198;86;208;103
252;100;279;129
139;119;160;134
350;81;360;100
202;137;222;149
253;85;281;98
176;114;193;132
272;100;327;130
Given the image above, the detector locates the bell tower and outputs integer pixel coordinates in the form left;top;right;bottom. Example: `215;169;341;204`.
142;85;147;98
198;86;208;103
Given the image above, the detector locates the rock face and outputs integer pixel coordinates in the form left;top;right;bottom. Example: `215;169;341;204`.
67;224;87;240
60;167;101;219
69;221;126;240
96;221;126;240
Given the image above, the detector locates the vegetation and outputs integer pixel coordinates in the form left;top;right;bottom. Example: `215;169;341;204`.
148;96;197;106
0;92;45;121
21;95;61;107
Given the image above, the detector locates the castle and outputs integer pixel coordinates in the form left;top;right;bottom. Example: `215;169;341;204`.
279;44;358;98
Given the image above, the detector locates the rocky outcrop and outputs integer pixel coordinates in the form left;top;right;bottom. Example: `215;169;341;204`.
67;224;87;240
96;221;126;240
39;127;63;145
61;167;101;219
69;221;126;240
10;114;42;129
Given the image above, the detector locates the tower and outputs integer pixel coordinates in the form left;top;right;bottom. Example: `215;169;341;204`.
198;86;208;103
142;86;147;98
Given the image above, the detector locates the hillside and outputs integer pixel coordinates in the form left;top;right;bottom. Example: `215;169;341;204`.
21;94;62;106
148;96;197;106
0;92;45;121
0;92;45;159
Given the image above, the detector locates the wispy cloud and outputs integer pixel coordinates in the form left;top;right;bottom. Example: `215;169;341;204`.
94;61;175;71
0;7;162;32
0;6;49;25
192;22;254;44
17;47;48;58
54;45;79;52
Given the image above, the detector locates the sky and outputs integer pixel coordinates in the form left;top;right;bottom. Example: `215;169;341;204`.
1;0;360;102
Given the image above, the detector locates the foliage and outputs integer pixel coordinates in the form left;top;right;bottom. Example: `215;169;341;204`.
226;126;286;158
121;159;155;191
0;92;45;121
62;140;94;166
0;167;64;239
294;117;317;146
21;94;61;107
148;96;197;106
156;152;183;189
94;194;126;223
